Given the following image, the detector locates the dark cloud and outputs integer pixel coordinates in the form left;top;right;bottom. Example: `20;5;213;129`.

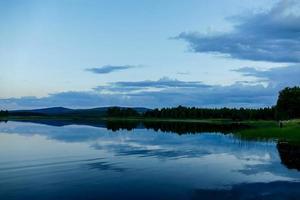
114;77;208;88
233;65;300;87
94;77;210;93
176;0;300;63
86;65;136;74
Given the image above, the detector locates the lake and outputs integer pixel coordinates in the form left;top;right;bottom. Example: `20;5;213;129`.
0;120;300;200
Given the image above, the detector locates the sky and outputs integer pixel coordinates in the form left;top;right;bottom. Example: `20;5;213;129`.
0;0;299;109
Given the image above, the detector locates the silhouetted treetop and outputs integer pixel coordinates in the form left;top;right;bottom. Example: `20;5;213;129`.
106;107;140;118
276;86;300;120
144;106;276;120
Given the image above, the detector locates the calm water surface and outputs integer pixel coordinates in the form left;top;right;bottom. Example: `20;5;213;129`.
0;121;300;200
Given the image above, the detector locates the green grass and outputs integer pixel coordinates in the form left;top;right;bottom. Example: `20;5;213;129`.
236;119;300;142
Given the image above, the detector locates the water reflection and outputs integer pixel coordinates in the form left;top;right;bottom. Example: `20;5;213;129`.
277;142;300;171
105;120;249;134
87;161;127;172
106;120;140;131
0;121;300;200
1;119;249;134
143;121;248;134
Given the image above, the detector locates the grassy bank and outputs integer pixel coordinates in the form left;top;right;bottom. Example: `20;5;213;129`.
236;120;300;142
1;115;299;142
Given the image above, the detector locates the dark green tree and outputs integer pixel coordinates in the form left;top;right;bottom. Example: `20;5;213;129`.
106;107;140;118
143;106;276;120
276;87;300;119
0;110;8;117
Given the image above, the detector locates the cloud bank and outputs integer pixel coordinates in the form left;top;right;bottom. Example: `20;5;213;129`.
0;84;280;110
86;65;136;74
94;77;211;93
176;0;300;63
2;65;299;110
233;65;300;87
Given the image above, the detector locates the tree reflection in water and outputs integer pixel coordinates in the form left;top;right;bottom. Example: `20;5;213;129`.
2;119;300;172
277;142;300;171
105;120;249;134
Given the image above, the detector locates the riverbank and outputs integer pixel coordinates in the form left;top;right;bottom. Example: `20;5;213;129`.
236;119;300;142
1;116;299;142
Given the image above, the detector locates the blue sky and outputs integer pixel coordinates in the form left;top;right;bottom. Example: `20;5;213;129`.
0;0;299;109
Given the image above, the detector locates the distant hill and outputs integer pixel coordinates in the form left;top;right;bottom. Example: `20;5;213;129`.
11;107;73;115
9;106;150;117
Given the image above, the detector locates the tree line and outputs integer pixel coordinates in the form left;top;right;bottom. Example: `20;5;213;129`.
0;110;8;117
106;107;140;118
106;86;300;120
143;106;276;120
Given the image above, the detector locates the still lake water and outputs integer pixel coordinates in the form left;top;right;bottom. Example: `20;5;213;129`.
0;121;300;200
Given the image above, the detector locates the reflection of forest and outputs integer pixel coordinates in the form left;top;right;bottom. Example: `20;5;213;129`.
277;142;300;171
105;120;141;131
2;119;249;134
2;119;250;134
143;121;249;134
106;121;248;134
